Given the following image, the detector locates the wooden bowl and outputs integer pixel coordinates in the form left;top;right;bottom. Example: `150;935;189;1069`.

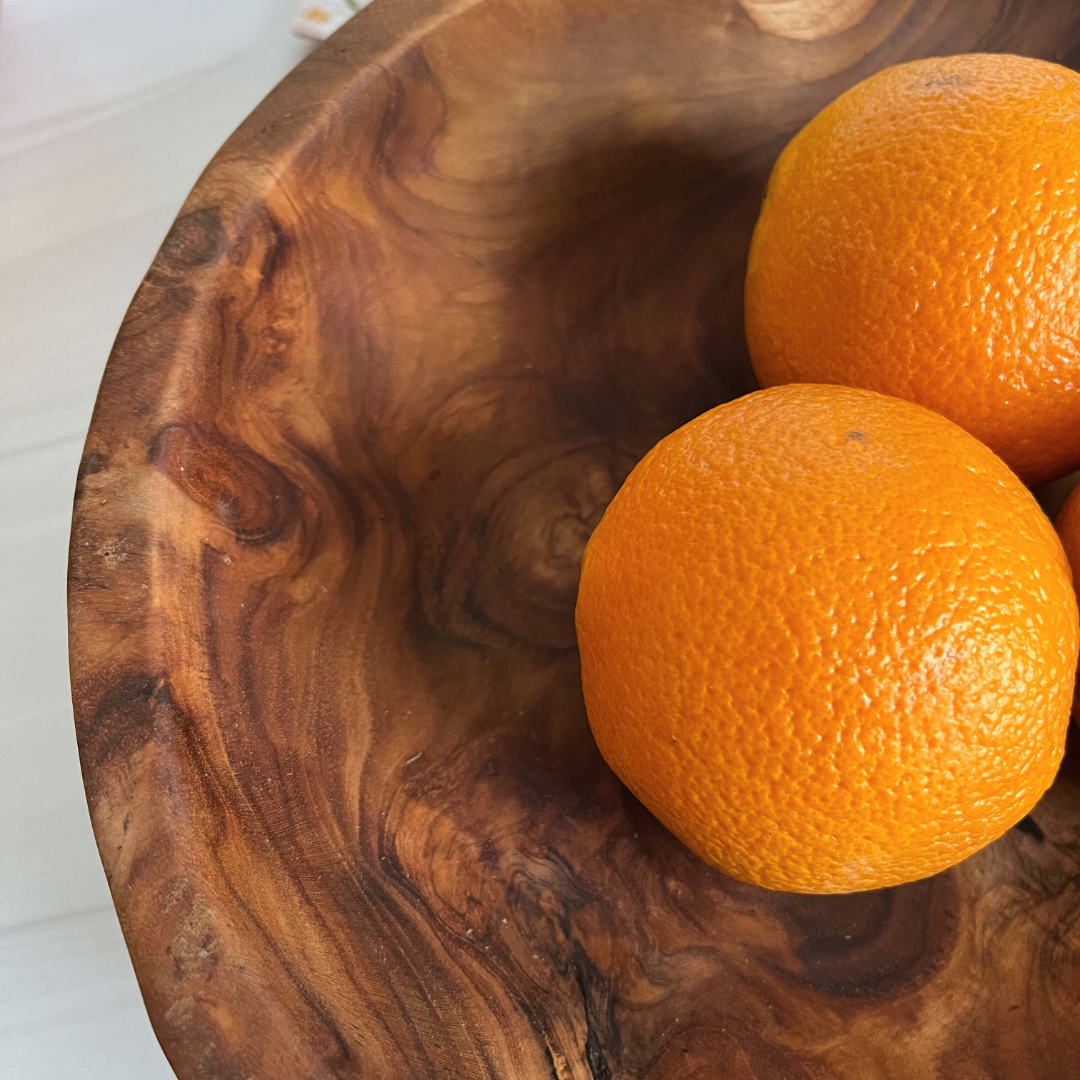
68;2;1080;1077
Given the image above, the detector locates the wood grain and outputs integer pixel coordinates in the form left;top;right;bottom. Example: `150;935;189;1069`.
68;1;1080;1077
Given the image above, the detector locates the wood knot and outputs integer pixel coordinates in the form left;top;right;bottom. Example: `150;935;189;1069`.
80;671;178;809
772;874;958;998
150;422;297;544
427;443;632;649
645;1016;815;1079
156;206;226;271
738;0;877;41
77;451;107;488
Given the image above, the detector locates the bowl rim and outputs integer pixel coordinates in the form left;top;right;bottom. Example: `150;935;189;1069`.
66;1;483;1073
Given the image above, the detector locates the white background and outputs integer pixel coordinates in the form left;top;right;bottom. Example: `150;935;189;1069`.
0;2;315;1075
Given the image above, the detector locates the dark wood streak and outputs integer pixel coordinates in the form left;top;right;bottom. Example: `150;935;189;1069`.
68;1;1080;1077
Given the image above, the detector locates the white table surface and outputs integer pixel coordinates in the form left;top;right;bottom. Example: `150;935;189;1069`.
0;3;316;1075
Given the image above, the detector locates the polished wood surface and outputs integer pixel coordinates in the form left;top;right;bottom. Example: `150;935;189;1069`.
68;1;1080;1077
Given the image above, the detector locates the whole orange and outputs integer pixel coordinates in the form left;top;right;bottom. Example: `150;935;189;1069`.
744;53;1080;488
576;385;1078;893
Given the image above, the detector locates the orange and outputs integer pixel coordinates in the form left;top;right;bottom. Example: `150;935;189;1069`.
1056;480;1080;616
1055;480;1080;724
744;53;1080;488
576;385;1078;894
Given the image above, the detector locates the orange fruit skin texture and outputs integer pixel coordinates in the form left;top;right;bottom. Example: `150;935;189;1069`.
744;53;1080;488
576;385;1079;894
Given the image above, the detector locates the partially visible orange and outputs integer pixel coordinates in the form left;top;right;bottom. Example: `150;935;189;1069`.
1056;479;1080;616
1054;481;1080;574
744;53;1080;487
1055;480;1080;724
576;384;1078;894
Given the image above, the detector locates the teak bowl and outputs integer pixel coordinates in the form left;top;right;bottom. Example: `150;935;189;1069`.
68;1;1080;1077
